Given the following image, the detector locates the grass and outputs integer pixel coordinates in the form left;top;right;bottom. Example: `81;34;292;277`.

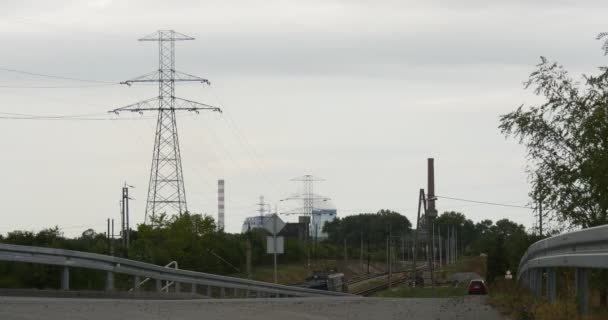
375;285;467;298
438;255;487;280
488;279;608;320
348;273;402;294
234;260;339;285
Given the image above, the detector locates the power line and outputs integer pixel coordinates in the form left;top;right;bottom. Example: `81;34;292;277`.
0;66;118;84
0;84;116;88
436;195;533;209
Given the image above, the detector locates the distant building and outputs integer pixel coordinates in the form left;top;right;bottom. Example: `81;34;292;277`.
281;194;337;240
279;222;309;241
241;215;268;233
240;194;337;240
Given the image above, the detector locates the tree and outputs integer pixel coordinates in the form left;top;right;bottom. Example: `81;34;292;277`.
323;210;411;248
499;57;608;227
436;211;476;254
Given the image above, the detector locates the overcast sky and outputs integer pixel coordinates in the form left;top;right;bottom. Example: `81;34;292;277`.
0;0;606;236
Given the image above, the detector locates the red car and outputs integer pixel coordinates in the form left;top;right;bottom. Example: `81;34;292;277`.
468;279;487;295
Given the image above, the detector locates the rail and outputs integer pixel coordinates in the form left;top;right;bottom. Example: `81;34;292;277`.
517;224;608;315
0;243;352;298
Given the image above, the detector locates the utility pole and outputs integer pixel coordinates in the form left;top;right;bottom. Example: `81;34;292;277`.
427;158;438;289
539;200;543;237
455;227;458;262
448;226;453;264
439;226;442;268
111;219;115;256
360;230;364;272
111;30;221;225
272;211;278;284
107;218;112;255
344;238;348;264
245;222;252;279
401;235;405;262
367;237;371;274
388;225;392;289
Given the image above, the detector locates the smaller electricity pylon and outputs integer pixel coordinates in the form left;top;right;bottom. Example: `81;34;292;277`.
280;175;330;267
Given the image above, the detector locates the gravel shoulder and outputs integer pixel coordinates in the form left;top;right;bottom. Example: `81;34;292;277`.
0;296;503;320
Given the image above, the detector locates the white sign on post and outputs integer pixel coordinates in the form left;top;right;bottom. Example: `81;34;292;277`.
266;236;284;254
264;213;285;283
263;214;285;235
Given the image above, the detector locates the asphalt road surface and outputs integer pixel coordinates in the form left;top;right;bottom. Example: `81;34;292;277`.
0;296;503;320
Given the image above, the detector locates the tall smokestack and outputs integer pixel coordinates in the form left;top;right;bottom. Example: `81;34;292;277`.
218;179;225;231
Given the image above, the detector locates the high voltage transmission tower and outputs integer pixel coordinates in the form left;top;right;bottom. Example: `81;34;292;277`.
111;30;221;224
281;175;329;217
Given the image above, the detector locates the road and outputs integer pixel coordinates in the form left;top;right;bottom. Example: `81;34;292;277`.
0;296;503;320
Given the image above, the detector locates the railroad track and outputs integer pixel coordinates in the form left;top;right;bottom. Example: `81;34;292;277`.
354;277;409;296
351;264;429;296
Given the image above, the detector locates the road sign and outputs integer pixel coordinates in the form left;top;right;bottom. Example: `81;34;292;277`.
267;236;284;254
263;214;285;235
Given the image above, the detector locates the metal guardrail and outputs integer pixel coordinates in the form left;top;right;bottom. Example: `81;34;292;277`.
517;224;608;315
0;243;352;298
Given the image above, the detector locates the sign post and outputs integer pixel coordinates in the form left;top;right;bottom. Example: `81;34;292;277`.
264;214;285;283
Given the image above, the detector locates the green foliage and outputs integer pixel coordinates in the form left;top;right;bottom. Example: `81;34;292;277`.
323;209;411;248
375;286;467;298
436;211;476;253
500;57;608;227
470;219;538;282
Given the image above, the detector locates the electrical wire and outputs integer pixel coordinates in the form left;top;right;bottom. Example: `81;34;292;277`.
435;195;533;209
0;66;118;84
0;84;117;88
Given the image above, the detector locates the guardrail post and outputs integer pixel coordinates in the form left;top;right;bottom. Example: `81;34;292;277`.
134;276;141;292
220;287;225;298
234;288;239;297
175;282;181;293
105;271;114;291
534;268;543;296
206;285;212;297
256;291;262;298
528;269;535;295
156;279;162;292
61;266;69;291
191;283;197;294
546;268;556;303
576;268;589;315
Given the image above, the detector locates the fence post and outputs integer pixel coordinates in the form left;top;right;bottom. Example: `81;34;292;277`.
61;266;70;291
105;271;114;291
546;268;556;303
575;268;589;315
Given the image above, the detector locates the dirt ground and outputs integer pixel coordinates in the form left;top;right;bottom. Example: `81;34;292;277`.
0;296;504;320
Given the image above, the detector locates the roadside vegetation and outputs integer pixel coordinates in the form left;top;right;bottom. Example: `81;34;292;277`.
375;286;467;298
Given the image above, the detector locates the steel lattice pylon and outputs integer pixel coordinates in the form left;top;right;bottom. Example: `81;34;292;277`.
111;30;221;224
